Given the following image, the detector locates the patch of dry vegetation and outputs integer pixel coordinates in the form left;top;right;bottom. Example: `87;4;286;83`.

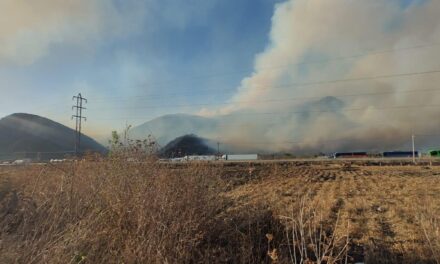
0;160;440;263
0;159;281;263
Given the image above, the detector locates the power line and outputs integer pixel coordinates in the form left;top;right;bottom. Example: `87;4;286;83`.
88;41;440;101
89;86;440;112
239;68;440;96
4;46;439;132
90;102;440;121
222;103;440;117
85;68;440;117
90;64;437;103
15;41;440;114
414;134;440;137
12;151;76;154
72;93;87;155
87;68;440;112
216;133;440;147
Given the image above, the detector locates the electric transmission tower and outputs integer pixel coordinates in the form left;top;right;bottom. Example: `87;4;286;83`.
72;93;87;156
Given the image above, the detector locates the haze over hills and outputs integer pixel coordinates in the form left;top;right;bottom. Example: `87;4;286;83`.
0;113;107;160
130;96;352;153
130;95;438;154
130;114;220;146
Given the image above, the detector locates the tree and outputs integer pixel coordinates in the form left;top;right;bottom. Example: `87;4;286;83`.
109;131;121;155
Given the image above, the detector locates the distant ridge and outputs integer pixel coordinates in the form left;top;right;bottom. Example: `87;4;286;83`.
160;134;215;158
130;113;218;145
0;113;107;160
129;97;347;153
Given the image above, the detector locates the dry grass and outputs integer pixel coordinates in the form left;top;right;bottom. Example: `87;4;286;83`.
0;158;280;264
0;159;440;263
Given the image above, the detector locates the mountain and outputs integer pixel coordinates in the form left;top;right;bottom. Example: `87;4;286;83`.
130;113;219;145
160;134;216;158
296;96;345;120
129;96;348;153
0;113;107;160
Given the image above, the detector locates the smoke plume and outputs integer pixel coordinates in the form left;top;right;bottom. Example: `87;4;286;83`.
199;0;440;153
0;0;146;65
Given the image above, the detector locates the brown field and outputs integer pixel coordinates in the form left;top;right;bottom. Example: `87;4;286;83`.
1;159;440;263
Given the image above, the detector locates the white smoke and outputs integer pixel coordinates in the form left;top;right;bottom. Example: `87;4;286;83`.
0;0;146;65
199;0;440;153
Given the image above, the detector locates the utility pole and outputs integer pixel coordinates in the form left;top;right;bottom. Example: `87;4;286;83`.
217;142;220;156
72;93;87;156
412;134;416;164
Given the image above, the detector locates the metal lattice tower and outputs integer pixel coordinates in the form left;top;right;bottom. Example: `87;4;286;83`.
72;93;87;156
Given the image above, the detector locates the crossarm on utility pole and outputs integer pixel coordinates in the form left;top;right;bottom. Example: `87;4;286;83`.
72;93;87;156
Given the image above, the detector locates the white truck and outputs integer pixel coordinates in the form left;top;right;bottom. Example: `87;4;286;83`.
221;154;258;161
12;159;31;165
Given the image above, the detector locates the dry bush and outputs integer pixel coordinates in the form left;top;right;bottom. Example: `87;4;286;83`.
420;216;440;263
418;204;440;264
0;160;223;263
3;161;440;263
0;159;283;263
279;194;350;264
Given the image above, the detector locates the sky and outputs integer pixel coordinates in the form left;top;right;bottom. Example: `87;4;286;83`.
1;0;440;152
0;0;280;139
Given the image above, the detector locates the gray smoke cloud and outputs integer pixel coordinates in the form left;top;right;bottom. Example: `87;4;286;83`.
196;0;440;153
0;0;146;65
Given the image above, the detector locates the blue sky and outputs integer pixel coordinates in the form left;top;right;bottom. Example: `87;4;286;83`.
0;0;281;138
0;0;434;141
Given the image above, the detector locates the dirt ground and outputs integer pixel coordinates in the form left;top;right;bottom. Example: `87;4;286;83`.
223;162;440;263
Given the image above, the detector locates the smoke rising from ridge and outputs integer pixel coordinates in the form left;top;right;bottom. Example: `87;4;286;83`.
197;0;440;153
